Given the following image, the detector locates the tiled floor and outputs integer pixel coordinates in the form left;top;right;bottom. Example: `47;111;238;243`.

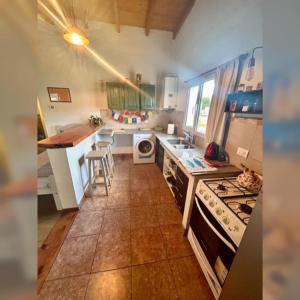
39;155;214;300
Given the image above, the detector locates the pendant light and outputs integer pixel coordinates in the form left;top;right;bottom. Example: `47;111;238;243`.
63;0;89;46
64;29;89;46
245;46;263;81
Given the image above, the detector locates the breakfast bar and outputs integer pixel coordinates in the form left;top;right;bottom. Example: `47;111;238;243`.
38;124;103;209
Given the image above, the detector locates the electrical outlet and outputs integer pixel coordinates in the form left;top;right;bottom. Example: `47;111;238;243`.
237;147;249;158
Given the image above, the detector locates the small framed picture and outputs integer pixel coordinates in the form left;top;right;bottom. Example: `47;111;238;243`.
47;87;71;103
245;86;253;92
237;84;245;92
257;82;263;90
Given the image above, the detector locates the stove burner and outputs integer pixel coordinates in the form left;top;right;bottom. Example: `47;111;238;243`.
217;183;226;191
240;204;253;214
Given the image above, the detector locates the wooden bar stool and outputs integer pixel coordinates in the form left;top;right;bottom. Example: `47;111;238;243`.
96;141;115;178
86;149;110;196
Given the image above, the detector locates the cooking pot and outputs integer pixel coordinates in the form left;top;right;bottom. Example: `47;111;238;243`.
237;164;262;193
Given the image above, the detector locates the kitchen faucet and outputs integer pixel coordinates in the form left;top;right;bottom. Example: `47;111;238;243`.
183;130;194;145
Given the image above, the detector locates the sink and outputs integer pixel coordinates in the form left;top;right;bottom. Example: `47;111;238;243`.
173;144;194;149
166;139;182;144
166;139;194;149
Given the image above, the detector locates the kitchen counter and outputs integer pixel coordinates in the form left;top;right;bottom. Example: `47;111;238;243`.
38;124;102;149
155;132;240;176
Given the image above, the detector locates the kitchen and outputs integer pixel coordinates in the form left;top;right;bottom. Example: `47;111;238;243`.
37;0;262;299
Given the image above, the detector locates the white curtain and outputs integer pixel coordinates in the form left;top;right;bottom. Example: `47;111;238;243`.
205;58;239;146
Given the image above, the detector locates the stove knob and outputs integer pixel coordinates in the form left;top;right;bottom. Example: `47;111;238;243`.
199;188;204;195
234;225;239;231
215;207;222;215
204;194;210;200
222;217;230;225
209;201;215;207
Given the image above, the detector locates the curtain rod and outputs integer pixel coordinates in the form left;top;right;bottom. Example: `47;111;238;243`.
184;52;249;83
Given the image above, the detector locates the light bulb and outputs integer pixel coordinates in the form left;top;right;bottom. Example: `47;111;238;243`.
63;31;89;46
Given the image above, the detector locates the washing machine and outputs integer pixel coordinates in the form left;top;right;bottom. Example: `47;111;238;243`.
133;133;156;164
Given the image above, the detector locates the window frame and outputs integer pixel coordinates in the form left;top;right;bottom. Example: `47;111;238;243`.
183;74;216;138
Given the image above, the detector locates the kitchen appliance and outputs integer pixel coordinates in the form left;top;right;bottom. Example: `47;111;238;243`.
188;176;258;299
162;75;178;109
133;133;156;164
167;123;175;135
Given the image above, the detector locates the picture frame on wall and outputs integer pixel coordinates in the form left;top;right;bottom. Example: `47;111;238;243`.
47;87;71;103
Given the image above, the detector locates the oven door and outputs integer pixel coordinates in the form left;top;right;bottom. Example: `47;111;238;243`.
190;195;237;285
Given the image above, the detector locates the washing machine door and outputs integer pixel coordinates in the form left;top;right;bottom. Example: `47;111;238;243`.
136;139;155;157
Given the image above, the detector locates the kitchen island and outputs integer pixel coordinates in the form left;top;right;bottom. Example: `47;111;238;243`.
38;124;103;210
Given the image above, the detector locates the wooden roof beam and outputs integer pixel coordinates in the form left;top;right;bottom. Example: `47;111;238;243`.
113;0;120;33
145;0;155;36
172;0;196;40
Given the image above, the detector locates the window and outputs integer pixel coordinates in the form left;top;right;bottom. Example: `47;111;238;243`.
185;78;215;135
196;79;215;134
185;86;199;128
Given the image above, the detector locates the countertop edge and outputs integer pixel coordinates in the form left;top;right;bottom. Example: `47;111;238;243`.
38;125;102;149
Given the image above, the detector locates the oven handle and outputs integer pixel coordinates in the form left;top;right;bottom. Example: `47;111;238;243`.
195;197;236;253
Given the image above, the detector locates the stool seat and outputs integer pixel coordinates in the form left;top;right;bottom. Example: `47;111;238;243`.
97;141;112;147
86;149;107;160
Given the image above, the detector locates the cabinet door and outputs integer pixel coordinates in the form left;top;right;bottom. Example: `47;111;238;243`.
156;140;164;172
175;167;188;214
106;82;124;110
123;85;140;110
140;84;155;110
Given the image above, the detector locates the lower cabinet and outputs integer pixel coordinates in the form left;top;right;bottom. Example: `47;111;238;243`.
155;138;164;172
174;166;189;214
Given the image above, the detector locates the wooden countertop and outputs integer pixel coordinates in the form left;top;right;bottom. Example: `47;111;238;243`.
38;124;101;149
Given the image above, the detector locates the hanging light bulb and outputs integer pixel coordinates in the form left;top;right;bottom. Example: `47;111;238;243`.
63;28;89;46
245;46;263;81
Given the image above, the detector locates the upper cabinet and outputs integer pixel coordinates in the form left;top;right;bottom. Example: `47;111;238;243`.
140;84;156;110
106;82;156;111
123;85;140;111
106;82;124;110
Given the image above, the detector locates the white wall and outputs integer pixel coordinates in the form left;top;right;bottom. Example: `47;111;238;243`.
174;0;262;80
172;0;263;134
38;20;177;136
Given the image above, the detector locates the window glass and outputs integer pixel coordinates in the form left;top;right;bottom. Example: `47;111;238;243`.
196;79;215;134
185;86;199;128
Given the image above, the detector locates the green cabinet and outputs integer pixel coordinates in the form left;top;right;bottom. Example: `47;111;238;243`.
106;82;156;111
106;82;124;110
140;84;156;110
123;85;140;111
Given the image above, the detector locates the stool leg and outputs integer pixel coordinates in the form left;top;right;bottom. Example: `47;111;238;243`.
100;158;109;196
88;159;92;186
104;155;111;186
105;151;113;181
109;145;115;173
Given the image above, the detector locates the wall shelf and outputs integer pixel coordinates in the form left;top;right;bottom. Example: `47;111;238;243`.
225;89;263;115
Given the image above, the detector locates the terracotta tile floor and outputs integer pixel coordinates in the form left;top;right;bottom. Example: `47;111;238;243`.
39;155;214;300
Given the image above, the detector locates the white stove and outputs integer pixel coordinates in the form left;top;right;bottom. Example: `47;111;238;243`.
196;177;258;247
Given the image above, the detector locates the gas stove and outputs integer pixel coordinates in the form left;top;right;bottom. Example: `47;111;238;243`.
196;177;258;246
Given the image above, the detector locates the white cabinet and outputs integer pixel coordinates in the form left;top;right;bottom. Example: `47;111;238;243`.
162;75;178;109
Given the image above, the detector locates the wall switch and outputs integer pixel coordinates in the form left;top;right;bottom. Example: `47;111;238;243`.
237;147;249;158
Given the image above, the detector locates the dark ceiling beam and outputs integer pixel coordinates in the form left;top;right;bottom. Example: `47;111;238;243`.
145;0;155;36
172;0;196;39
113;0;120;33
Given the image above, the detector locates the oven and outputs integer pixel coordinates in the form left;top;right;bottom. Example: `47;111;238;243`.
189;195;237;290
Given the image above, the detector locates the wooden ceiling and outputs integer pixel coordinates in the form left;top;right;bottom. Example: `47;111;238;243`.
39;0;196;39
